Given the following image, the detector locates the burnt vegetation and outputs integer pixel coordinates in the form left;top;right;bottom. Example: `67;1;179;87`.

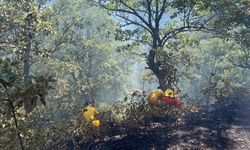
0;0;250;150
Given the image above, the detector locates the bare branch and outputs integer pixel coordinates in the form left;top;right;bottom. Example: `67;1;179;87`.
146;0;153;28
162;26;191;45
162;25;208;46
119;0;152;30
157;0;167;21
115;14;153;35
155;0;159;22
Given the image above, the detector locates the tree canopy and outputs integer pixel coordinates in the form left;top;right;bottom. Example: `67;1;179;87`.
0;0;249;149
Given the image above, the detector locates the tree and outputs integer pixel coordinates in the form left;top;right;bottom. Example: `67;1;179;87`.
207;0;250;69
91;0;214;90
36;0;136;106
0;58;55;150
0;1;55;149
0;0;53;84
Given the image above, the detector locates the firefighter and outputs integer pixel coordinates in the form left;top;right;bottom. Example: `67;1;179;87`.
148;87;183;111
160;88;183;111
82;102;101;128
147;87;164;105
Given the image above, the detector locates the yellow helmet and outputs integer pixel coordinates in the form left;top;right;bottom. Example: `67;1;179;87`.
164;89;175;97
147;89;164;105
92;119;100;127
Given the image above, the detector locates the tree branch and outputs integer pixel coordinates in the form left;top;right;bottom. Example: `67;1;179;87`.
161;26;192;46
157;0;167;21
155;0;159;22
10;101;25;150
115;14;153;35
146;0;153;29
119;0;152;30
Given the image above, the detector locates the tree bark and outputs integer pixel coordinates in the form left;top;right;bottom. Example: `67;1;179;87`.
146;44;168;90
23;8;33;85
23;52;30;85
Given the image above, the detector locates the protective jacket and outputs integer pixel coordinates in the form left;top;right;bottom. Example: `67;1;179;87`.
147;89;164;105
82;105;101;127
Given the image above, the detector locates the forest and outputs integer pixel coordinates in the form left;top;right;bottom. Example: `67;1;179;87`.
0;0;249;149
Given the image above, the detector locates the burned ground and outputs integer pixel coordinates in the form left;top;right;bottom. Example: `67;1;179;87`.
53;98;250;150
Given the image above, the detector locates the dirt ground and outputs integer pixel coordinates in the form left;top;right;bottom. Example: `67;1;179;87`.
166;99;250;150
62;98;250;150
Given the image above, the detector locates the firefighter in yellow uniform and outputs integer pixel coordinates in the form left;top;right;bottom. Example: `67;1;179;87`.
82;103;100;128
147;88;164;105
79;102;101;137
147;88;183;110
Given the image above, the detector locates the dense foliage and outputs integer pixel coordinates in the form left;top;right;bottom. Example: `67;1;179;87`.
0;0;249;149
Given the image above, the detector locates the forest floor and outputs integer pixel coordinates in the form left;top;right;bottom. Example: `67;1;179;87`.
64;98;250;150
166;99;250;150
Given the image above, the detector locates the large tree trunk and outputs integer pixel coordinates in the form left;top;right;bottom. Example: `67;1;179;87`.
146;44;168;90
23;6;32;85
146;36;175;90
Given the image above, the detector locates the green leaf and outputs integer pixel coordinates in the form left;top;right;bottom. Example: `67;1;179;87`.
0;73;11;82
